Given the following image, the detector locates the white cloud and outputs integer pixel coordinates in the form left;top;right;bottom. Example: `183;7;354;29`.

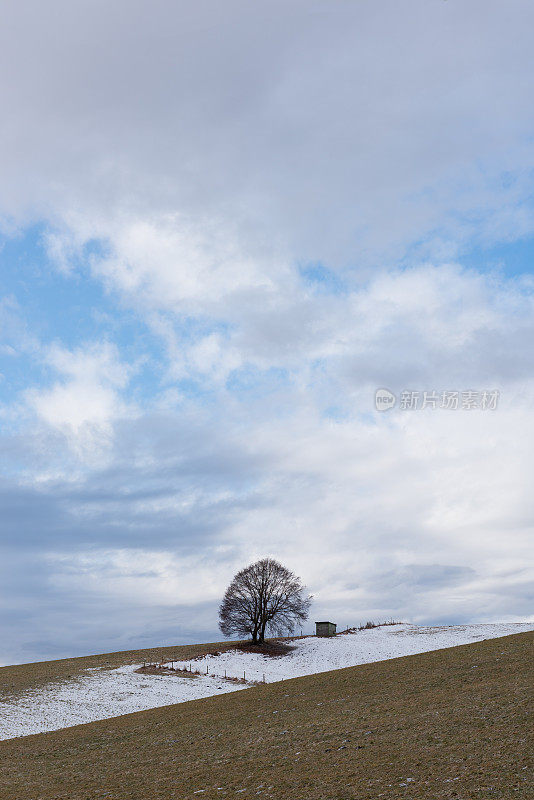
25;342;134;459
22;387;534;635
47;549;228;607
1;0;533;661
1;0;534;264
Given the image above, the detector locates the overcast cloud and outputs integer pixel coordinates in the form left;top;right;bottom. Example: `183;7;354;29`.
0;0;533;665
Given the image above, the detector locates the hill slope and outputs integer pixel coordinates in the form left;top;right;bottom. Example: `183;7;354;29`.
1;631;532;800
2;622;532;739
0;638;246;698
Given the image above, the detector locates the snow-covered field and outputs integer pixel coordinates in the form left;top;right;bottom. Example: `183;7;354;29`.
1;622;532;740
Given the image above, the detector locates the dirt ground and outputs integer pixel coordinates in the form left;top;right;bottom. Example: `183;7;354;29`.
1;631;532;800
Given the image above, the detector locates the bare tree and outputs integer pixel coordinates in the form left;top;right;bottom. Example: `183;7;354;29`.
219;558;312;644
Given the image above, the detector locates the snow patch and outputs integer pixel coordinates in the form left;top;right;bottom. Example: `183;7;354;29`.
1;622;532;740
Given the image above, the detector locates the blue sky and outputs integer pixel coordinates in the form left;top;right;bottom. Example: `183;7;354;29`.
0;0;533;665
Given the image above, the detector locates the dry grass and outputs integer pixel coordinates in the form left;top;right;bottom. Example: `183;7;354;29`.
230;640;296;657
1;631;532;799
134;665;201;679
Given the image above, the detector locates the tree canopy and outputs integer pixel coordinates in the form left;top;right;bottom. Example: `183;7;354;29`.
219;558;312;644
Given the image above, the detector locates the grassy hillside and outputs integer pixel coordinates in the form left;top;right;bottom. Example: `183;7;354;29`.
1;631;532;800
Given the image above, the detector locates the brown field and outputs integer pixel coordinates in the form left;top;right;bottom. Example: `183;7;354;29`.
1;632;532;800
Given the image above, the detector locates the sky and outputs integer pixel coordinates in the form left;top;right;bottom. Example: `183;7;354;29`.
0;0;533;665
